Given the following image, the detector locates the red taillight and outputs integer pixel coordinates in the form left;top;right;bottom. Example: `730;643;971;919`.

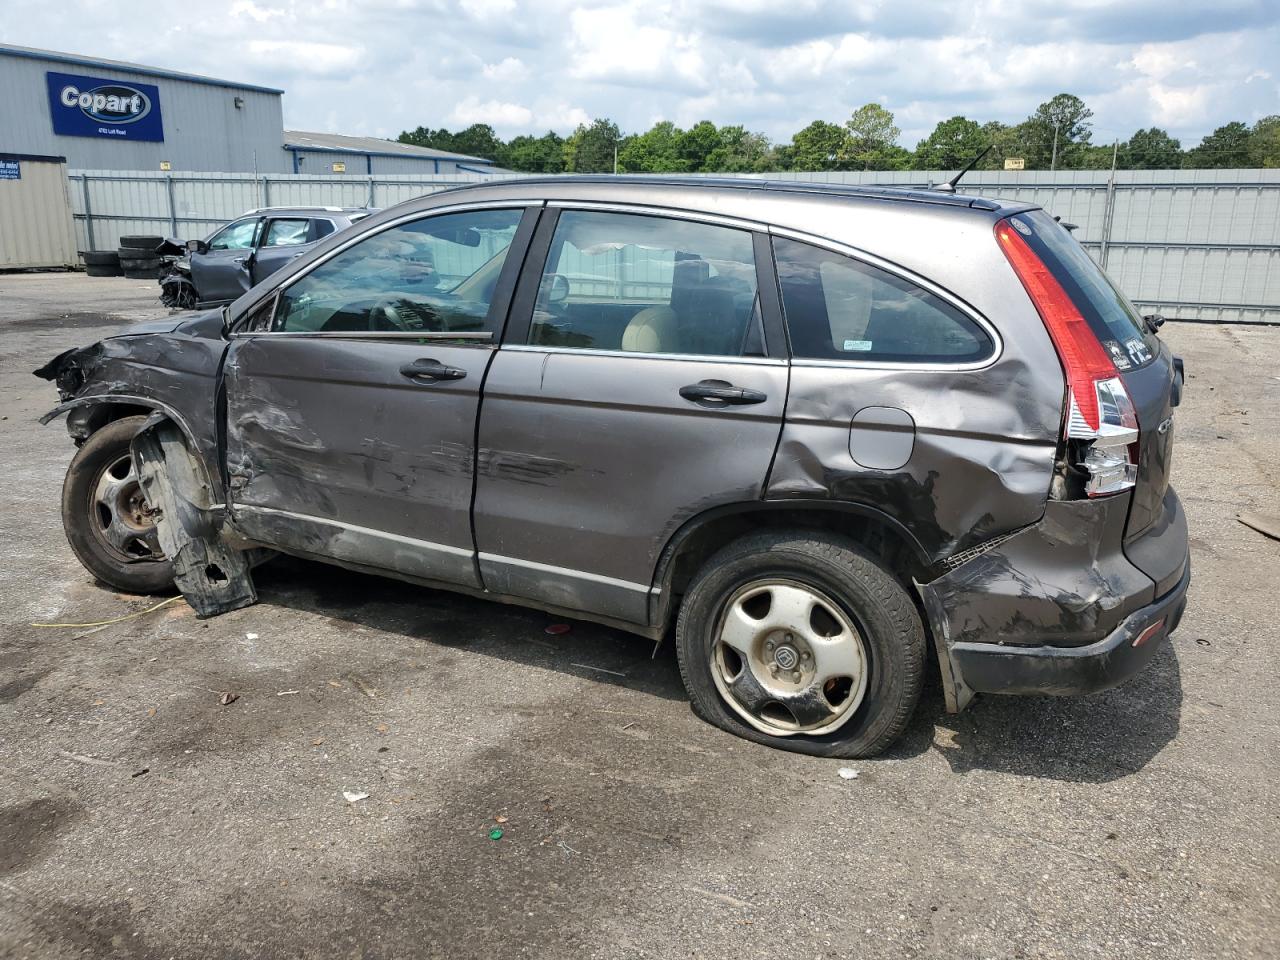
996;217;1141;498
995;220;1118;432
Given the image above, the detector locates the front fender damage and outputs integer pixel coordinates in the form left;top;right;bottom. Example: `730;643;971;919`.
131;415;257;618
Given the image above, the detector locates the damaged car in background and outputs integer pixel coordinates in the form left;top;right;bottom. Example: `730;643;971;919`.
35;177;1190;757
158;205;373;309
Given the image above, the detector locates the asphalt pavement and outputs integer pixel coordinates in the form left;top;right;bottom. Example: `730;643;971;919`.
1;271;1277;959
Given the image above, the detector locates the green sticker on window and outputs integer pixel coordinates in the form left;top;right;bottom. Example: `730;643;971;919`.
842;339;873;352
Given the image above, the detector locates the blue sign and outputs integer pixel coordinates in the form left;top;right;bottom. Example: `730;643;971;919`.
46;71;164;142
0;160;19;180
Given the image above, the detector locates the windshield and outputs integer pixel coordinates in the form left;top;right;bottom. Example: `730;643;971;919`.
1012;209;1155;369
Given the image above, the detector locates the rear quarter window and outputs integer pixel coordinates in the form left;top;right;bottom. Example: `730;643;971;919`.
1012;210;1156;370
773;238;993;364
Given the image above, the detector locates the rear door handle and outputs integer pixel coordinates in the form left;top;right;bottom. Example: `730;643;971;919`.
400;358;467;382
679;379;767;405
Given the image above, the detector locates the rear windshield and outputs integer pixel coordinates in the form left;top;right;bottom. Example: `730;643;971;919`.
1012;209;1156;370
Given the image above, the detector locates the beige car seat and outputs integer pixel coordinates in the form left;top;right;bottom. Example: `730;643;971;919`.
621;305;680;353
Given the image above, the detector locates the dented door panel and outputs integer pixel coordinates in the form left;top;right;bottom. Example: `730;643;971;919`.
223;335;491;587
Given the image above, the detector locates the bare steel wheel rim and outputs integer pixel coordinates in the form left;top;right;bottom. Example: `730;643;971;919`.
710;578;869;737
89;453;163;563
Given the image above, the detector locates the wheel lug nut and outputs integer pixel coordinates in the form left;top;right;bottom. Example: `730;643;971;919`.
766;641;774;651
791;671;801;682
785;633;794;643
801;651;811;660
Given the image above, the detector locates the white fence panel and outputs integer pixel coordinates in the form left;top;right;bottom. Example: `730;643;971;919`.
65;168;1280;323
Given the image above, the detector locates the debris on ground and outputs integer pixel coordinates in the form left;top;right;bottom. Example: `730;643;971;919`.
246;632;260;640
489;828;504;840
276;690;300;697
30;595;185;629
350;676;378;699
571;663;627;677
544;623;571;635
218;691;239;706
59;751;119;767
838;767;860;780
1237;512;1280;542
343;791;369;803
494;814;508;824
131;768;149;778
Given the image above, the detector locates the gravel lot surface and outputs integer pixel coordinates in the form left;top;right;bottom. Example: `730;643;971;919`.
1;272;1277;959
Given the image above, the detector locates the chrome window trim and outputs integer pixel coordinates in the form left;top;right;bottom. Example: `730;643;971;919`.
768;225;1004;372
231;330;494;342
502;344;784;366
230;199;542;330
545;199;766;233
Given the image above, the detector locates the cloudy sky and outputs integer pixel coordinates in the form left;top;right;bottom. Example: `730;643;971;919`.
4;0;1278;147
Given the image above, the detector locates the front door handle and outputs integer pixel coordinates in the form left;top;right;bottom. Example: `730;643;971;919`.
400;358;467;382
679;379;767;405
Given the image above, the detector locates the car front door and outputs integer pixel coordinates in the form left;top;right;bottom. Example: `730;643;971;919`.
250;217;317;286
192;216;262;303
473;207;789;625
221;204;538;587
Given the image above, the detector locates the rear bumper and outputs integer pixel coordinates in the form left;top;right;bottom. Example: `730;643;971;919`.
950;560;1190;696
918;492;1190;711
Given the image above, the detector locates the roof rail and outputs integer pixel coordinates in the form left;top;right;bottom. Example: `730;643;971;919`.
244;205;346;214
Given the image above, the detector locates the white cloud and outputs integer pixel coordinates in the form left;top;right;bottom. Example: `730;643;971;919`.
448;96;534;129
2;0;1276;149
482;56;528;82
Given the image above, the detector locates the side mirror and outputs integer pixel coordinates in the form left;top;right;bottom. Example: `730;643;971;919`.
187;239;209;255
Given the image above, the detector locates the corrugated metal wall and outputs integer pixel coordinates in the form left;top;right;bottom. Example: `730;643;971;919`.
0;157;78;269
287;151;490;176
0;48;288;173
64;168;1280;323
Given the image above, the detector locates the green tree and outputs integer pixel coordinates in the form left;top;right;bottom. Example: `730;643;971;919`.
678;121;723;172
704;126;772;172
501;131;565;172
1124;128;1182;169
789;121;847;171
1185;121;1251;167
563;118;622;173
618;121;686;172
397;124;503;161
840;103;901;169
1023;94;1093;168
913;116;986;170
1247;115;1280;167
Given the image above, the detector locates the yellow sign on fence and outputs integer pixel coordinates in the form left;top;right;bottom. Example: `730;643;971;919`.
1004;157;1026;171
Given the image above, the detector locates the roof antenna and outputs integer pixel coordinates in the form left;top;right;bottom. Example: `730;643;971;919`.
933;146;993;194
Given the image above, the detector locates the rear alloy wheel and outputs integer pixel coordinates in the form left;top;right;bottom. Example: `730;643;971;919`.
62;416;174;593
712;578;869;736
676;531;924;758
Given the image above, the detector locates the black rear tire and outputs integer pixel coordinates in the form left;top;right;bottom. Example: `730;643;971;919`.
61;416;174;594
117;235;163;253
675;531;924;758
81;250;121;267
85;263;124;277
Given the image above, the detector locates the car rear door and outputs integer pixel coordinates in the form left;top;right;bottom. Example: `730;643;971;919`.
250;216;316;286
192;216;261;303
472;206;789;625
221;203;538;587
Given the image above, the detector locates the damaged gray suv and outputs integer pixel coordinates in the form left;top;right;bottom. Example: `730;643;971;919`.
36;177;1190;757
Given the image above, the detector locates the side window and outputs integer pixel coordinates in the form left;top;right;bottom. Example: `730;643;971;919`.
773;238;993;363
262;218;310;247
528;210;762;357
208;218;260;251
312;219;336;240
275;208;524;335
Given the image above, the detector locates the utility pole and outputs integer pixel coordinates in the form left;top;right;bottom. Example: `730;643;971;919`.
613;142;618;175
1050;122;1060;171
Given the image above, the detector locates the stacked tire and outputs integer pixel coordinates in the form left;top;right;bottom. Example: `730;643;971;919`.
81;251;123;277
117;235;165;280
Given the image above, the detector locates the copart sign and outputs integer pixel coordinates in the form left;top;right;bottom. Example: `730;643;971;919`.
46;71;165;142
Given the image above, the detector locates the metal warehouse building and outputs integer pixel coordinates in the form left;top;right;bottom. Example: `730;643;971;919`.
0;43;497;175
